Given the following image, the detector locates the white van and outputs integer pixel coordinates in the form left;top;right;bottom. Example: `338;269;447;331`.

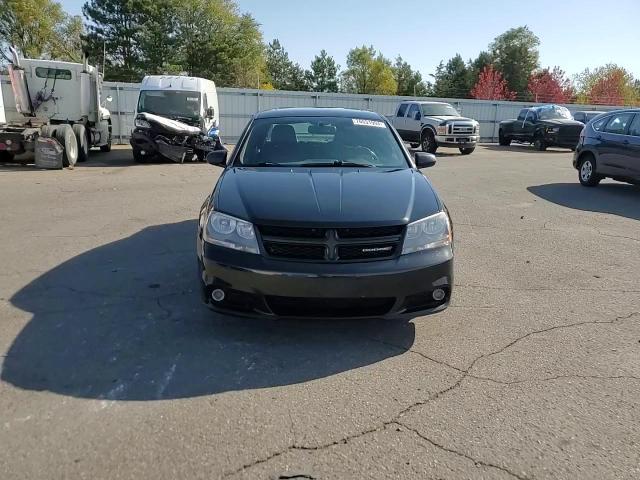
131;75;220;163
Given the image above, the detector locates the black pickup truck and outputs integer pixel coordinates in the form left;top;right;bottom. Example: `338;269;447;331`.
499;105;584;151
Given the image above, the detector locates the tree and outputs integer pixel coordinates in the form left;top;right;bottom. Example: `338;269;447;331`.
174;0;264;87
467;51;493;87
489;26;540;96
575;65;639;106
1;0;82;61
308;50;339;93
470;65;516;100
137;0;178;75
394;56;429;96
432;54;471;98
527;67;574;104
83;0;145;80
341;46;397;95
265;39;309;91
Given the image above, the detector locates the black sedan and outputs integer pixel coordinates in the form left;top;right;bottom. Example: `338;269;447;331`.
196;108;453;319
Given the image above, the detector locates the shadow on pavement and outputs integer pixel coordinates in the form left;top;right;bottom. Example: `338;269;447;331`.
483;144;570;154
3;220;415;401
528;183;640;221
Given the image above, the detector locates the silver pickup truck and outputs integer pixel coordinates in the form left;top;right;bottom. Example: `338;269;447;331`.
388;101;479;155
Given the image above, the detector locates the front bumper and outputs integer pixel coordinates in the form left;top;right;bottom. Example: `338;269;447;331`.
199;243;453;319
543;133;580;149
435;135;479;148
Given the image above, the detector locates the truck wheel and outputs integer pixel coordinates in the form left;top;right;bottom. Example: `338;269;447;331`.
534;135;547;151
578;155;601;187
40;125;57;138
459;147;475;155
100;125;112;152
421;130;437;154
55;125;78;168
72;124;89;162
498;129;511;146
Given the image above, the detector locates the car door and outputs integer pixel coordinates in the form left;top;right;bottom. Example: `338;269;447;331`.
405;103;421;142
394;103;409;138
598;112;634;175
623;114;640;177
521;109;538;140
512;109;528;139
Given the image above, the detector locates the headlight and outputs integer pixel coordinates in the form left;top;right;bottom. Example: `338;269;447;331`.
204;211;259;254
401;212;452;255
436;125;447;135
135;118;151;129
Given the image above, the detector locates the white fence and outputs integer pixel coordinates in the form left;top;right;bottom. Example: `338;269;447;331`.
1;77;622;144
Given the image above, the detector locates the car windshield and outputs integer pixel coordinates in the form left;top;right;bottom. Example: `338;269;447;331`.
535;105;572;120
421;104;459;116
137;90;201;123
237;116;408;168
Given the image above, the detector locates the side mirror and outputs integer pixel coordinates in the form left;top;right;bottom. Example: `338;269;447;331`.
105;95;113;103
206;148;227;166
206;106;215;119
414;111;421;121
414;152;436;169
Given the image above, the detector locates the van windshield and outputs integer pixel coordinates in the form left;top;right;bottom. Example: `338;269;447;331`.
137;90;201;124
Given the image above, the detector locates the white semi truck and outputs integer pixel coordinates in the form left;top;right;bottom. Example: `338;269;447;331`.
0;47;112;168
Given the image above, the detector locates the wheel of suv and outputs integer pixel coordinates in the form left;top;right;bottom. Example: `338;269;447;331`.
459;147;475;155
421;130;437;154
534;135;547;151
498;129;511;146
578;155;601;187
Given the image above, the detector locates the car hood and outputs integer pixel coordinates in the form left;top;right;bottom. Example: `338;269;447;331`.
427;116;474;123
214;167;441;226
538;118;584;127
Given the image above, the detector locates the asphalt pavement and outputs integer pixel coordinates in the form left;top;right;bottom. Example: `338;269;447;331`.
1;144;639;479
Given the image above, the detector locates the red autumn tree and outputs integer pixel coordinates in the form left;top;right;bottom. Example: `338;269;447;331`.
527;67;574;103
588;69;628;105
576;65;639;106
470;65;516;100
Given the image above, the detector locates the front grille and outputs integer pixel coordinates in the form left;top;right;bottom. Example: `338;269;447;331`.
452;123;474;135
336;225;405;239
258;224;405;262
259;225;327;239
559;125;583;139
266;296;395;317
263;242;326;260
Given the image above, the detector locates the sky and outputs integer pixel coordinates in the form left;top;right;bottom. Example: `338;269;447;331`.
61;0;640;79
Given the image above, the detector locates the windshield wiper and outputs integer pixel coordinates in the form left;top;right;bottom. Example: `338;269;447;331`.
296;160;374;168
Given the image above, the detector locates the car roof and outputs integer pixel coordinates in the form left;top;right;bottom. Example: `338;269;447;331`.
412;101;451;106
254;108;383;120
574;110;605;114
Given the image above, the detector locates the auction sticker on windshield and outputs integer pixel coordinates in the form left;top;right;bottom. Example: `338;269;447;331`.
352;119;386;128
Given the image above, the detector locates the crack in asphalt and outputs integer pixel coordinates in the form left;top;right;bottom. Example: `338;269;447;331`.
394;422;529;480
469;373;640;386
223;310;640;478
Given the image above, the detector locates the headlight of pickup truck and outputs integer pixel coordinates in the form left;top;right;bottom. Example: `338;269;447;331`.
204;211;259;254
546;127;560;134
436;125;447;135
135;118;151;129
402;212;452;255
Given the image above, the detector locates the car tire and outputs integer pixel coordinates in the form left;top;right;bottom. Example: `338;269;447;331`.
498;129;511;146
459;147;475;155
421;130;437;154
578;155;601;187
72;123;89;162
54;125;78;168
534;135;547;151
